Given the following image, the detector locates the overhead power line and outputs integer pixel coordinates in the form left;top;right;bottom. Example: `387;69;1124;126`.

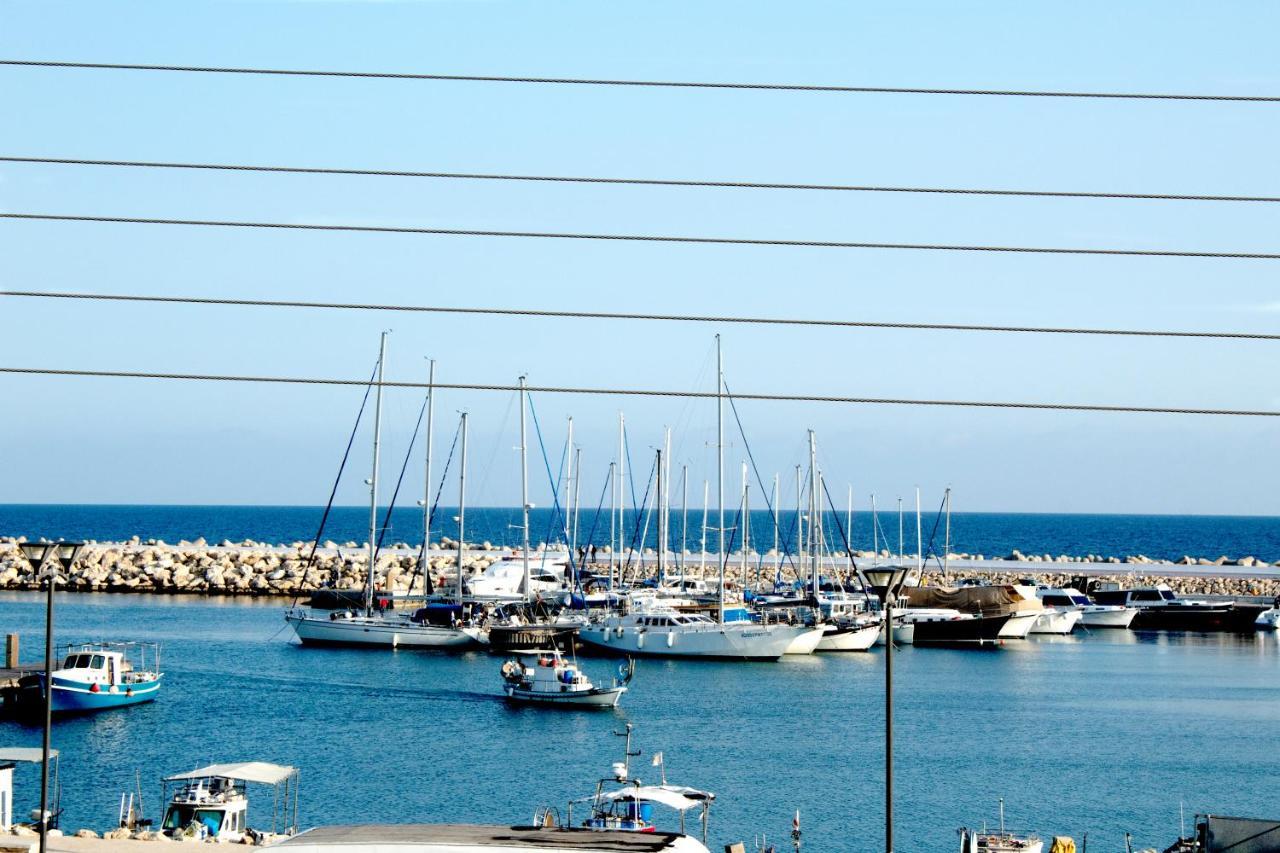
4;290;1278;342
3;155;1278;205
2;59;1277;102
3;212;1278;260
0;367;1276;418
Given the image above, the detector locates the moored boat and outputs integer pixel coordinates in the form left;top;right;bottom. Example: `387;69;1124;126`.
8;642;162;715
959;800;1043;853
1089;585;1267;632
501;649;632;708
161;762;299;843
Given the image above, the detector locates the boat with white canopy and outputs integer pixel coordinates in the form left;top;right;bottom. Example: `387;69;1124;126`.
161;761;299;843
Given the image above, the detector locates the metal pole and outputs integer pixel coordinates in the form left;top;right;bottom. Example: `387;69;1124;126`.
456;413;468;602
656;449;665;584
885;583;895;853
39;559;54;853
808;432;818;593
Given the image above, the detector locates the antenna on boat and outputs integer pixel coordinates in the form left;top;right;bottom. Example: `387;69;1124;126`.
612;722;641;778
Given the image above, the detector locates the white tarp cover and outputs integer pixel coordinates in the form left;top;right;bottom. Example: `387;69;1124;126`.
164;762;296;785
596;786;701;812
0;749;57;764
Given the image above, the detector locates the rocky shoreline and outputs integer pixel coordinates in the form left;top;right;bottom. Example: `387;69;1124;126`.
0;537;1277;599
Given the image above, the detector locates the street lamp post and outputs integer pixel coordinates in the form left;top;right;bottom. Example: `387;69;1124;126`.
17;540;83;853
861;565;910;853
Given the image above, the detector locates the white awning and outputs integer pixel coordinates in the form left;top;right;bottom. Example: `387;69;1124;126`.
164;762;296;786
0;749;57;764
595;786;703;812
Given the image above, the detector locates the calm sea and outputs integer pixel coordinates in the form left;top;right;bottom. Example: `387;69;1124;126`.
0;593;1275;852
4;504;1280;562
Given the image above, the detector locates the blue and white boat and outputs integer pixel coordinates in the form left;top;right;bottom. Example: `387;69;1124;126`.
12;642;162;715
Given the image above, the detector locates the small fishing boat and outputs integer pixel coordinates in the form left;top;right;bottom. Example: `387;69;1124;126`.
959;800;1043;853
502;650;632;708
10;643;162;715
160;762;299;843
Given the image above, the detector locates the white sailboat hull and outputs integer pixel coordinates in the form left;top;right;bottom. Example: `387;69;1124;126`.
577;623;800;661
286;612;483;648
816;623;881;652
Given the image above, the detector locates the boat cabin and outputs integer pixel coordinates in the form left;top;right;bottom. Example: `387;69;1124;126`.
57;650;127;688
161;776;248;840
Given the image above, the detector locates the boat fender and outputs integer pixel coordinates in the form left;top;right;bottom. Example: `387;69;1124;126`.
89;683;100;693
666;632;675;648
615;626;624;639
636;632;645;649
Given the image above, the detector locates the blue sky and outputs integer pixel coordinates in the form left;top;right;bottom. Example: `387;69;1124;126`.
2;1;1279;514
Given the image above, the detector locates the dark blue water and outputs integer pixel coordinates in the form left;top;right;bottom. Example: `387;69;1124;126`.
0;592;1275;851
5;504;1280;562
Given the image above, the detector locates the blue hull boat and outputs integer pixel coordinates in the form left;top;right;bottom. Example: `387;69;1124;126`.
6;643;163;716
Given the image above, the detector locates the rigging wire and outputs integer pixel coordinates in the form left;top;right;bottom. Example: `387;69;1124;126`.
5;155;1279;205
4;212;1279;259
2;366;1277;417
3;59;1277;102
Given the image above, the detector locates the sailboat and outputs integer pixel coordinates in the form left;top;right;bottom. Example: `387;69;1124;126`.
577;337;808;661
285;340;484;649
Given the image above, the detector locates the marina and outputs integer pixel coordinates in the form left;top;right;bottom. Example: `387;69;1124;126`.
0;591;1272;851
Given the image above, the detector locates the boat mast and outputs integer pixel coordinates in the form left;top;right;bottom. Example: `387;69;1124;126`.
795;465;803;576
562;417;574;553
456;412;468;603
680;465;688;589
808;431;818;595
662;427;672;584
608;461;617;590
772;473;780;567
699;480;709;576
871;494;878;566
897;498;904;563
421;358;435;598
617;413;625;581
519;376;530;603
944;487;952;575
846;484;853;556
740;461;749;592
716;334;725;624
915;487;923;572
656;447;665;585
572;446;583;557
366;332;386;615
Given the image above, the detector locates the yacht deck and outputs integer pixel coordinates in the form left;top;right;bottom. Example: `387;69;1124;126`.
276;824;691;851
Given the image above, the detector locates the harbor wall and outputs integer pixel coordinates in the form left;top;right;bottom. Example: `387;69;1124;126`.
0;537;1277;598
